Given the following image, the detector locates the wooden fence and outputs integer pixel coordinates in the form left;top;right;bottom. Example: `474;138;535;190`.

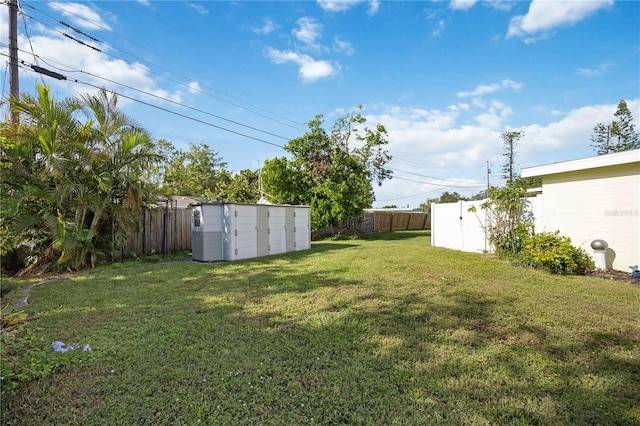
124;209;429;255
315;211;430;236
367;211;430;232
124;207;193;256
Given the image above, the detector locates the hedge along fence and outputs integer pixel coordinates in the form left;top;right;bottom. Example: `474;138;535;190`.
123;207;193;257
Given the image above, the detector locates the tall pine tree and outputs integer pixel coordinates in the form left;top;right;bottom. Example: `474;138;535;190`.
591;100;639;154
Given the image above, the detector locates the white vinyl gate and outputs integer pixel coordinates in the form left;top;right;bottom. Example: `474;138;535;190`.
431;198;541;253
431;200;489;253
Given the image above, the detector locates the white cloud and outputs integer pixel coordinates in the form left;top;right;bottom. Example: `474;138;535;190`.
188;81;201;94
293;17;323;47
264;47;339;83
486;1;514;12
188;3;209;15
317;0;380;15
456;79;522;98
48;2;112;31
432;20;445;37
363;105;497;205
367;1;380;16
333;37;354;55
317;0;354;12
576;62;614;77
366;98;640;207
366;105;495;171
507;0;613;40
16;30;189;105
253;17;280;35
474;100;513;130
450;0;477;11
520;101;639;156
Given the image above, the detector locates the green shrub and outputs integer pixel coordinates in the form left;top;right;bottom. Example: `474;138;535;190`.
518;231;595;275
490;221;533;260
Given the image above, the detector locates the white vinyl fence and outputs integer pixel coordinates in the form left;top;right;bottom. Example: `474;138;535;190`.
431;198;542;253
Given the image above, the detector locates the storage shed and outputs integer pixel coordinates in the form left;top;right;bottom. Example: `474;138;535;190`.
521;149;639;272
191;202;311;262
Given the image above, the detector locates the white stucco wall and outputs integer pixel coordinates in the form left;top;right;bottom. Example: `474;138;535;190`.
534;162;639;271
522;150;640;272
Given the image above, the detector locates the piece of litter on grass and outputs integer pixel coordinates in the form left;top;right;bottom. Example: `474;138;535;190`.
52;341;91;353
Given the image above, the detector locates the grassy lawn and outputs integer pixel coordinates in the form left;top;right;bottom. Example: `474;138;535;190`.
2;231;639;425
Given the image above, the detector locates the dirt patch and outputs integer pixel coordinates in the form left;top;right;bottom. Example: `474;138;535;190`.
587;269;640;286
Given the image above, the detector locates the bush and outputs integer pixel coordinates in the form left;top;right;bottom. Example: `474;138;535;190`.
518;231;595;275
490;221;533;260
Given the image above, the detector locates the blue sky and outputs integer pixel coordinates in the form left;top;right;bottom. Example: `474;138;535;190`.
1;0;639;208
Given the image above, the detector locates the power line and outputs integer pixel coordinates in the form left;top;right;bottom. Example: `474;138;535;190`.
385;166;483;184
3;46;294;141
14;1;480;187
11;58;490;197
375;188;444;203
8;54;484;189
390;174;484;188
78;69;292;141
19;3;45;87
77;82;286;149
20;1;308;132
15;60;285;149
8;3;487;190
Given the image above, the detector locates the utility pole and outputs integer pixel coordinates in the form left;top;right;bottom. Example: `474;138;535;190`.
486;161;491;191
8;0;20;123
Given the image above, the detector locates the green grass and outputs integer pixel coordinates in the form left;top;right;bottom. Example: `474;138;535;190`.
2;231;639;425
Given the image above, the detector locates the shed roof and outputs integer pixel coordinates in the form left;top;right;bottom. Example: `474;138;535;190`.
521;149;640;178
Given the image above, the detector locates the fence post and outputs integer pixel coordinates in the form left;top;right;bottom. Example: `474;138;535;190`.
142;209;146;255
162;200;168;257
173;200;178;256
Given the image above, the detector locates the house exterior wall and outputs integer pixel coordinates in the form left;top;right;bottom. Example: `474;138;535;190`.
536;162;639;271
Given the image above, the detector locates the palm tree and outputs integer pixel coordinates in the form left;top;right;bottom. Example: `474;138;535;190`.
2;85;90;272
2;85;163;272
79;88;161;262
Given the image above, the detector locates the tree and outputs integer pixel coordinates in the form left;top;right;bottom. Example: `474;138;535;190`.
261;109;392;230
419;191;469;214
162;142;230;199
1;85;162;272
480;183;534;256
591;100;640;154
225;169;260;203
79;88;161;262
500;130;524;185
